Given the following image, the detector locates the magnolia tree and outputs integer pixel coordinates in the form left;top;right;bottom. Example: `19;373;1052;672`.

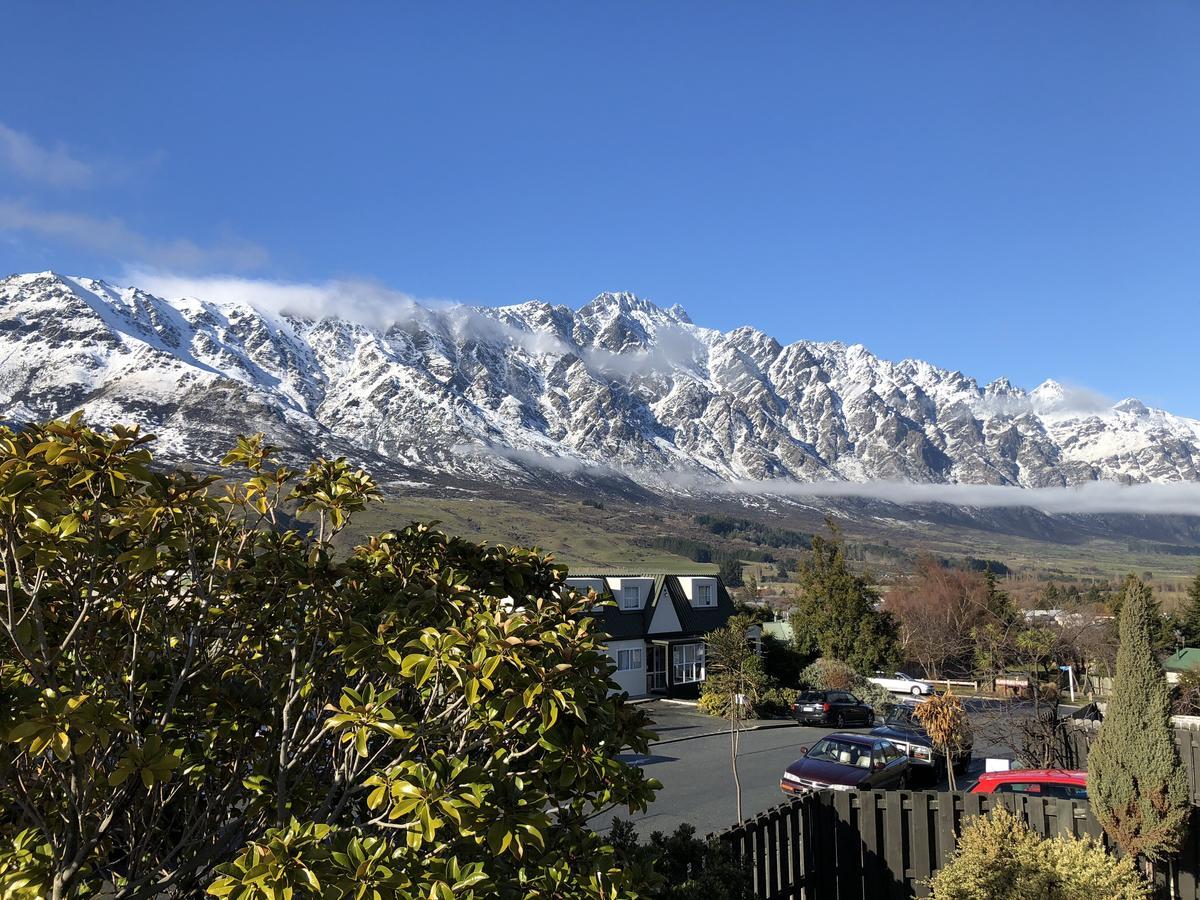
0;417;659;900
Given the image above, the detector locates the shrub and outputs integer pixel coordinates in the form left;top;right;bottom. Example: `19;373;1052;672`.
928;805;1150;900
799;658;895;714
755;686;800;718
1173;667;1200;716
1038;681;1061;702
610;819;752;900
697;680;795;719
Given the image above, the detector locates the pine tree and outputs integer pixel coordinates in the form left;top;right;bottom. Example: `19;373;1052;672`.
983;567;1018;625
1088;575;1189;861
719;556;744;588
1176;567;1200;647
789;521;899;673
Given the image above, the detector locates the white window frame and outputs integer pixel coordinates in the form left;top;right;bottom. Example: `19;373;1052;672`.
620;584;642;610
616;648;643;672
694;583;715;607
673;642;706;684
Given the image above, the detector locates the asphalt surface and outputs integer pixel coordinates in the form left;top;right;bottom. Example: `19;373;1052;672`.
593;698;1056;838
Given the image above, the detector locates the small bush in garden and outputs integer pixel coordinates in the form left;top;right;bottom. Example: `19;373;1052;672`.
928;805;1150;900
755;686;800;717
610;819;752;900
1173;667;1200;716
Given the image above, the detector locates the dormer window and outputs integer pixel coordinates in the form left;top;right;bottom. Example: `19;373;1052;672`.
620;584;641;610
620;584;642;610
694;583;714;607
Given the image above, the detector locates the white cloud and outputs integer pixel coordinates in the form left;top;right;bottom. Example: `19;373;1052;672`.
0;202;268;271
126;271;427;329
451;443;620;477
124;272;585;356
0;123;94;187
583;325;704;377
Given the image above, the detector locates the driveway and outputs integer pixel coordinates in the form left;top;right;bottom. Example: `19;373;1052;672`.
596;697;1045;838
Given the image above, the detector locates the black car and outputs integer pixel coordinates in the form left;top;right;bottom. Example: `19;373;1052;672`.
790;690;875;727
780;733;912;795
869;703;971;773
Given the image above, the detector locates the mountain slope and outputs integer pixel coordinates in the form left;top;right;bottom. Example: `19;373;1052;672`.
2;271;1198;490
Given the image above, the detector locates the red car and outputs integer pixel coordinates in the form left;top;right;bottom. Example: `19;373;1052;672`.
967;769;1088;800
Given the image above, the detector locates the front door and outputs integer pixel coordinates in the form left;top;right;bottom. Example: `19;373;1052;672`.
647;645;667;693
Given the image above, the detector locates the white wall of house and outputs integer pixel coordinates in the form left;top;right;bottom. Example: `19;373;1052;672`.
648;585;682;634
606;638;648;695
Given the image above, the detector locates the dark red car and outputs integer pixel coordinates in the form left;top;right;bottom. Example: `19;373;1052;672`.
780;733;912;795
967;769;1088;800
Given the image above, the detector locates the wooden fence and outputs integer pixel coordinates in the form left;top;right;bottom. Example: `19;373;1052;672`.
717;789;1200;899
1058;722;1200;805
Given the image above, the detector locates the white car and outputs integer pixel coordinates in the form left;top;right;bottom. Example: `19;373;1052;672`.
869;672;935;696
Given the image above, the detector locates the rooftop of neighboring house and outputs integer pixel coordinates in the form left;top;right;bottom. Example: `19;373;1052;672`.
564;572;737;641
1164;647;1200;672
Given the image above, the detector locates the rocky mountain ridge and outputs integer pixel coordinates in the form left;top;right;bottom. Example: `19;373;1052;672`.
2;271;1198;493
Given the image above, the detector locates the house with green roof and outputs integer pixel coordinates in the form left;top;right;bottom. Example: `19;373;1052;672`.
1164;647;1200;683
566;572;746;698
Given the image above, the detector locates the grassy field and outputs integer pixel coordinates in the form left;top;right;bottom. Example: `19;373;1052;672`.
342;491;711;572
342;484;1200;593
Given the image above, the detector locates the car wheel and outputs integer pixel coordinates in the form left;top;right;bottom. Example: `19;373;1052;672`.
896;772;909;790
865;712;875;727
912;686;923;696
834;712;846;728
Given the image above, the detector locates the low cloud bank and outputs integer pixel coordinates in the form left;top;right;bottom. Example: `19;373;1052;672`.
712;477;1200;516
450;441;1200;516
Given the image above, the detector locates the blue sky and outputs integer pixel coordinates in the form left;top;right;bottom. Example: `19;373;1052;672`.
1;3;1198;413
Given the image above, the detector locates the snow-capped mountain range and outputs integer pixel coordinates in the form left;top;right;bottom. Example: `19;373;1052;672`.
3;271;1199;493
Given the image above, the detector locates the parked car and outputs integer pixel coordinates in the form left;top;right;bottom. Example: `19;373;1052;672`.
780;733;912;795
870;702;972;774
868;671;935;696
966;769;1088;800
790;690;875;727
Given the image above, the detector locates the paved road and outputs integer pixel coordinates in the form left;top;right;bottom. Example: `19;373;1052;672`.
594;698;1050;838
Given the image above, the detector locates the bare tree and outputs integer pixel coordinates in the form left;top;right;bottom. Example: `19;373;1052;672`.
704;615;768;822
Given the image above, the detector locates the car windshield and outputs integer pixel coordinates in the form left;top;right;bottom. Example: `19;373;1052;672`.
886;706;921;727
807;738;873;768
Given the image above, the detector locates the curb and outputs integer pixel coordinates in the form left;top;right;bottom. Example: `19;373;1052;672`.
651;720;795;747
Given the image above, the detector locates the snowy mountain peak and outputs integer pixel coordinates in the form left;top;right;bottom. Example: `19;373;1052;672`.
2;271;1198;491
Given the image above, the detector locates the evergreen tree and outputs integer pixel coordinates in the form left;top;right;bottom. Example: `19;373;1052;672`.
788;521;899;673
719;555;744;588
983;567;1019;625
1041;582;1062;607
1176;566;1200;646
1088;575;1189;860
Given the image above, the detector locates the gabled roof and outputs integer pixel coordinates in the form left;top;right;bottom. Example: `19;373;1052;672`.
567;572;735;642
